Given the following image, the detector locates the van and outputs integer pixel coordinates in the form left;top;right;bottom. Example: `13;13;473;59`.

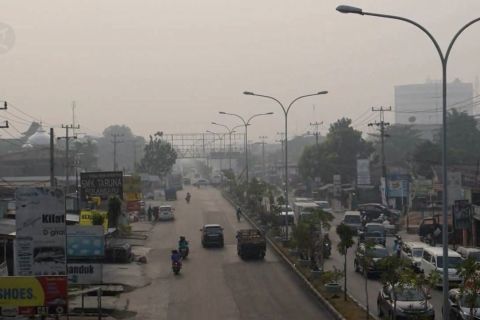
293;202;319;225
401;241;430;271
456;246;480;263
420;247;463;287
342;211;362;233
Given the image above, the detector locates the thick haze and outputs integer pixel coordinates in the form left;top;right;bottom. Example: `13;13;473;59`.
1;0;480;142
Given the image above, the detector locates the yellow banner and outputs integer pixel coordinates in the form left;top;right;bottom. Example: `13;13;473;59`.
80;210;108;231
0;277;44;307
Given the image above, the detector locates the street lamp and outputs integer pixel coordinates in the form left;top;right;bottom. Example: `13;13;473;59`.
219;111;273;185
336;5;480;318
243;91;328;240
211;122;244;170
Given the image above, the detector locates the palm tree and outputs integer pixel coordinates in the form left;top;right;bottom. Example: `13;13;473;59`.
336;224;355;301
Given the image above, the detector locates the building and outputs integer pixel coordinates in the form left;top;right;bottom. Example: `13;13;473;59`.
395;78;474;125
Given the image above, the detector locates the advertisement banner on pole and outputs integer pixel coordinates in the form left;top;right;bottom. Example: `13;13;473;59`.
67;263;102;284
0;276;67;316
67;225;105;258
380;178;387;206
15;187;66;276
79;210;108;231
356;159;371;185
80;171;123;200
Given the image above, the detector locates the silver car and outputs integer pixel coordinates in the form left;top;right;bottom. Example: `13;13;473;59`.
377;285;434;319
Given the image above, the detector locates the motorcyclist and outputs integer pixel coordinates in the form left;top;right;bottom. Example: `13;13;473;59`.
185;192;191;203
178;236;189;251
236;207;242;222
171;249;182;264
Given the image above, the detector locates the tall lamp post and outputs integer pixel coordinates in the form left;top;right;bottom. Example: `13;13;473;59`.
244;91;328;240
219;111;273;185
336;5;480;318
211;122;244;170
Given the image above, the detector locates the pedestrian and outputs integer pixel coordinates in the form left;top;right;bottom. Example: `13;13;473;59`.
236;207;242;222
147;205;152;222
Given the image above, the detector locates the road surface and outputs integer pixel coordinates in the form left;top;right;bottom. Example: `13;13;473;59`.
121;186;331;320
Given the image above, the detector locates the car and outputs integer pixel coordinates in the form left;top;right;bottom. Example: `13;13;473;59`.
194;178;210;187
448;288;480;320
157;205;175;221
401;241;430;272
314;200;333;213
359;223;386;246
358;203;400;224
377;284;434;319
341;211;362;233
354;243;389;277
456;246;480;263
183;177;191;185
201;224;224;247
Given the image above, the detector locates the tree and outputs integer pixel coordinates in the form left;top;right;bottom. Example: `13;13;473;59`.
377;124;421;166
457;257;480;320
336;224;355;301
107;196;122;228
412;140;441;178
73;137;99;171
137;132;177;178
378;256;411;319
298;118;372;183
91;211;105;226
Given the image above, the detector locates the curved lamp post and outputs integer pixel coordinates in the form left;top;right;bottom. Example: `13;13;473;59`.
211;122;244;170
243;91;328;240
219;111;273;185
337;5;480;317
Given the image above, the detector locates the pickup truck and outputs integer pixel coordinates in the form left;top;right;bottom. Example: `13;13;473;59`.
236;229;266;260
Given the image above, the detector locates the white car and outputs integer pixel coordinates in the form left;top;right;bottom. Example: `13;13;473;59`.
400;241;430;271
157;205;175;221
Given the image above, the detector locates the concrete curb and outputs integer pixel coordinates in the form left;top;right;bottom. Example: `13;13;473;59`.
222;192;346;320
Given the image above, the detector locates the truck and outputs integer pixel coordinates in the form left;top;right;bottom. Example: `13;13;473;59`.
236;229;266;260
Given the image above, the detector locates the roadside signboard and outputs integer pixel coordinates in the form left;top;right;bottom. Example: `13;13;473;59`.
0;276;67;316
79;210;108;231
67;225;104;258
80;171;123;200
67;263;102;284
15;187;66;276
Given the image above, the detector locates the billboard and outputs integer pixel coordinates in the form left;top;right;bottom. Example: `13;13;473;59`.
388;180;409;198
67;225;105;258
0;276;67;316
15;187;66;276
79;210;108;231
80;171;123;200
356;159;371;185
67;263;102;285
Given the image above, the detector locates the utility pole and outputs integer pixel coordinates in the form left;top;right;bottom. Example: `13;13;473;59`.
368;106;391;205
259;136;267;179
50;128;55;187
58;124;80;193
309;121;323;145
276;131;285;183
111;133;124;171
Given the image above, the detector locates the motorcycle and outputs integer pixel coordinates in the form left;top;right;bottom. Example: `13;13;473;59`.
185;193;191;203
323;235;332;259
172;261;182;275
179;246;189;259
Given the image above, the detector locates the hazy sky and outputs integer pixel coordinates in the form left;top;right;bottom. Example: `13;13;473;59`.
1;0;480;142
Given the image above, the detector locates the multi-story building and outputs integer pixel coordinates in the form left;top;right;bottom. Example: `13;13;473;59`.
395;78;474;125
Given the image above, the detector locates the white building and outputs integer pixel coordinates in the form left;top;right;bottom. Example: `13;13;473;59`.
395;79;473;125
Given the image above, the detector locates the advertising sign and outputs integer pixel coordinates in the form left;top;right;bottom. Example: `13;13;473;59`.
15;187;66;276
124;175;142;201
0;276;67;316
67;263;102;284
79;210;108;231
388;180;409;198
80;171;123;200
356;159;371;185
67;225;104;258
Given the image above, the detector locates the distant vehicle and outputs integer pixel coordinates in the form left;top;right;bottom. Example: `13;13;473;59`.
183;177;191;185
456;246;480;263
194;178;210;187
359;223;386;246
236;229;266;259
276;205;294;225
167;173;183;191
201;224;224;248
377;284;434;320
157;205;175;221
211;174;222;186
314;200;333;213
293;201;320;225
400;241;430;272
358;203;400;224
420;246;463;287
448;288;480;320
354;243;389;277
341;211;362;233
164;188;177;201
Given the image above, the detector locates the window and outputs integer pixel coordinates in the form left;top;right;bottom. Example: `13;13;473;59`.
423;251;432;262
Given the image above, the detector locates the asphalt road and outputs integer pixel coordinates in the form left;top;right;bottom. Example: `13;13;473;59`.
122;186;331;320
325;212;444;319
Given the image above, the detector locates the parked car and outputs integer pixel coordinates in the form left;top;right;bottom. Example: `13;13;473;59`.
401;241;430;272
359;223;386;246
358;203;400;224
354;243;389;277
377;284;434;320
201;224;224;248
157;205;175;221
420;246;463;287
194;178;210;187
314;200;333;213
456;246;480;263
448;288;480;320
341;211;362;234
